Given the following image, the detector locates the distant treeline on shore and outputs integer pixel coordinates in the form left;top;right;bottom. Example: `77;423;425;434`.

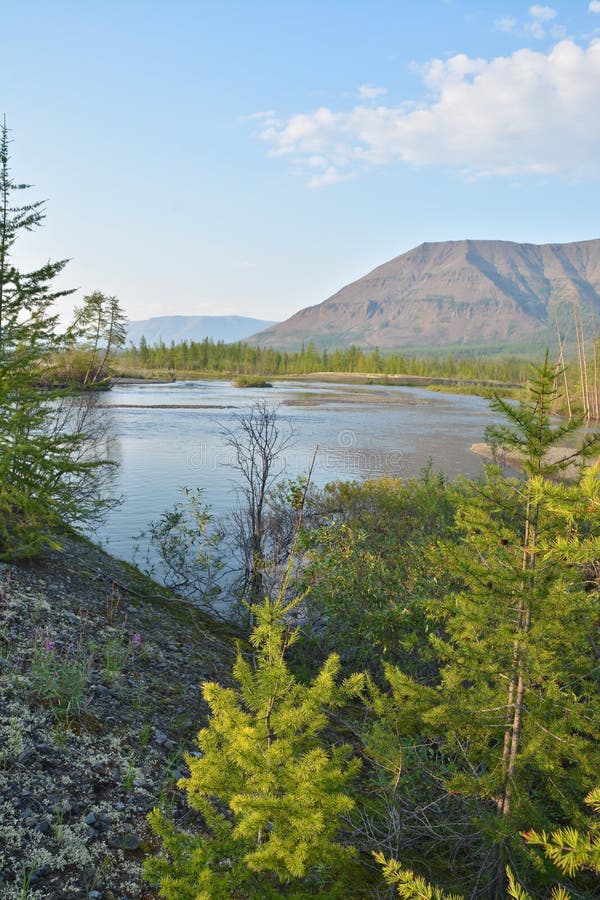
118;336;534;384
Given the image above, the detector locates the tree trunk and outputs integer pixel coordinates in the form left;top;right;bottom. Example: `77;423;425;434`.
492;496;537;898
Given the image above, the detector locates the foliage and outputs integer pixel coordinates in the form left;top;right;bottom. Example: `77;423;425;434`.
233;374;273;388
298;467;458;676
513;786;600;897
367;359;600;896
139;487;227;619
140;404;300;628
119;334;533;385
374;852;463;899
29;637;91;722
0;120;117;558
376;786;600;899
145;593;361;898
62;290;127;386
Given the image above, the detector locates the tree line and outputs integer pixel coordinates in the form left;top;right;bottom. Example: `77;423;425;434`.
119;335;533;385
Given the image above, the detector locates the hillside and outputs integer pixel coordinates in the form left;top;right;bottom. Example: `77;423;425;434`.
126;315;277;347
251;239;600;352
0;535;235;898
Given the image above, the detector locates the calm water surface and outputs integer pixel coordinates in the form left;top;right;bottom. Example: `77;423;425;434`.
94;379;504;563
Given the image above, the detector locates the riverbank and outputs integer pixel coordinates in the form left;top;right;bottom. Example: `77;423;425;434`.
0;533;237;898
470;442;586;480
111;367;524;399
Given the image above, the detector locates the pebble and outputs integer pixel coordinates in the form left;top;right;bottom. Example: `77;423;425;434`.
95;684;113;697
154;728;168;745
107;832;141;851
85;811;97;825
97;813;111;832
17;745;35;765
35;742;53;753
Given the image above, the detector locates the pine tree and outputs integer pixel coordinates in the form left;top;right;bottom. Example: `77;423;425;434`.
145;593;361;898
0;119;114;557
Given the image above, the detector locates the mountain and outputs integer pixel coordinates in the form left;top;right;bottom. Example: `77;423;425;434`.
126;315;277;347
250;239;600;352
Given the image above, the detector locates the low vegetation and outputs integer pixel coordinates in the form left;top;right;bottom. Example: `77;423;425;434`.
232;374;273;387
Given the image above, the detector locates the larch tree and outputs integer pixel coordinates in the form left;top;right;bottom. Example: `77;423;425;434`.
369;358;600;897
0;119;116;557
66;290;128;386
145;591;361;898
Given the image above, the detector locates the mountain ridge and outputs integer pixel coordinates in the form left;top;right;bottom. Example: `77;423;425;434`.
126;315;277;347
249;238;600;352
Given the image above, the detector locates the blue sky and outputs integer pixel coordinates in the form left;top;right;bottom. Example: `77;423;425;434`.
2;1;600;323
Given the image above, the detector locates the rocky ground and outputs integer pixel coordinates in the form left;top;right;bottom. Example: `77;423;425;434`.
0;534;238;899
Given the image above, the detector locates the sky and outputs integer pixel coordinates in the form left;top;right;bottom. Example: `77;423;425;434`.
2;0;600;324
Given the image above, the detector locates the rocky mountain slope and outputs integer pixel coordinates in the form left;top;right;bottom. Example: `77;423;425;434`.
126;315;277;347
251;239;600;352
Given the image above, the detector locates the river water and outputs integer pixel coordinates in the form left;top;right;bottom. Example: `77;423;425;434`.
93;378;505;563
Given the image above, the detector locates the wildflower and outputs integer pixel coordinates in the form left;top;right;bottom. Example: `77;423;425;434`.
44;639;55;651
133;632;142;647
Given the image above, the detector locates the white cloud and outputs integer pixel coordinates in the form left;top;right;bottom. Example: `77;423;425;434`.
358;84;388;100
529;4;557;20
240;110;277;122
549;24;568;38
257;40;600;185
590;1;600;12
496;5;560;40
494;16;517;33
307;167;356;188
524;20;547;39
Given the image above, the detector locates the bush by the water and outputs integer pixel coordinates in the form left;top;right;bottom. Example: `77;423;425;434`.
233;374;273;387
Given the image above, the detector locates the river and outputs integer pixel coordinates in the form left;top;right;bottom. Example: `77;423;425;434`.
90;378;506;565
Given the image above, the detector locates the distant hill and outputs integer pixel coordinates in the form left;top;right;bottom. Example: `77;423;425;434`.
126;315;277;347
250;239;600;353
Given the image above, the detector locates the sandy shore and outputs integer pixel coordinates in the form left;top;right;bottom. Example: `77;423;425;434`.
470;442;583;479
